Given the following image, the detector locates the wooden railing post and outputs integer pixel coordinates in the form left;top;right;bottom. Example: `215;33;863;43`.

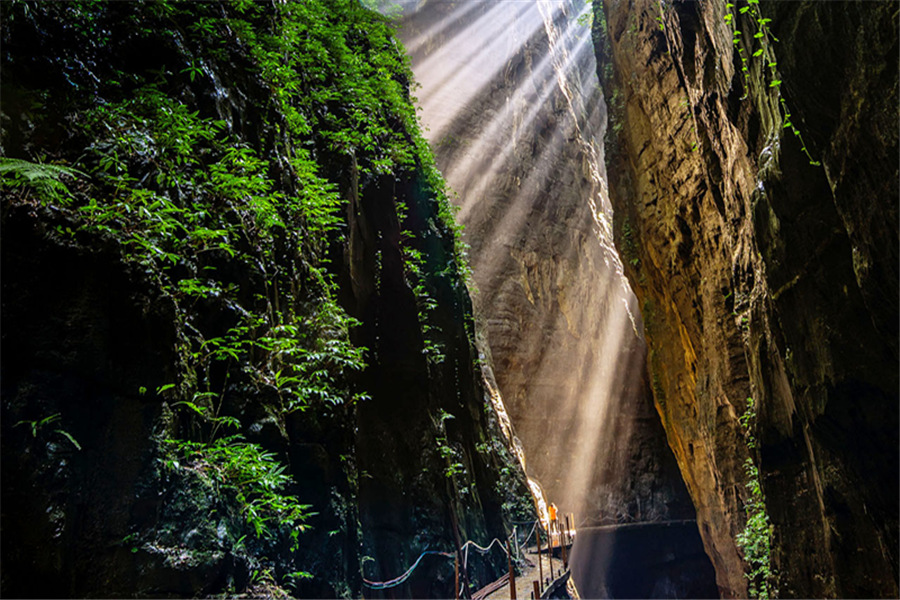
455;552;460;600
560;518;568;569
533;580;541;600
506;538;517;600
535;523;544;592
546;520;553;579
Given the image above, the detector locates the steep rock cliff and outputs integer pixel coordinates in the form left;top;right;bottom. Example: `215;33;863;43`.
399;0;695;530
0;2;533;597
399;1;722;594
594;0;898;597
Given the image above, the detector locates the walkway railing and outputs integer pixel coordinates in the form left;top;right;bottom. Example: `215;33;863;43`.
362;550;456;591
361;513;577;599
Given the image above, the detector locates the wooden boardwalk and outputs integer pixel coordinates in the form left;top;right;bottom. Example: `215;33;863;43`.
473;543;571;600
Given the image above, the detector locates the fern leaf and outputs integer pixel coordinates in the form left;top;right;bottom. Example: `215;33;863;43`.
0;158;86;205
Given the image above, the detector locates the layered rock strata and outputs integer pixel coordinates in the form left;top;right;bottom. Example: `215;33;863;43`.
594;0;898;597
400;0;698;530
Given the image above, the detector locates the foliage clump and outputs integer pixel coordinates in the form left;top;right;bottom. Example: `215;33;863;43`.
736;397;777;599
163;434;312;548
0;158;85;205
1;0;470;591
722;0;821;166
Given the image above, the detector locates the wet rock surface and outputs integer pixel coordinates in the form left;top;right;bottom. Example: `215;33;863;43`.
0;3;534;597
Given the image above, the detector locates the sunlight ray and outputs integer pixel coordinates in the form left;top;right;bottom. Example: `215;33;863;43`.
401;0;484;57
401;0;646;533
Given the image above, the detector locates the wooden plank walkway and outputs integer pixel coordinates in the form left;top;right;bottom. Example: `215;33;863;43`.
476;544;569;600
472;573;509;600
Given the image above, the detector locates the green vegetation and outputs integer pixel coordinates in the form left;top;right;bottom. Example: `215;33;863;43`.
400;238;447;366
723;0;821;166
163;434;313;550
591;1;627;160
620;218;641;268
0;158;85;205
2;0;473;590
435;409;466;484
577;1;593;27
736;397;777;599
655;1;666;32
14;412;82;451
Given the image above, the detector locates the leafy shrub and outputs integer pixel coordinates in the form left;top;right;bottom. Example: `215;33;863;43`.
2;0;475;590
0;158;84;205
736;397;776;599
163;435;313;550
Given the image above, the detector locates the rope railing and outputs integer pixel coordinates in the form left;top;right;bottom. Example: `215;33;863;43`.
362;534;515;591
520;520;539;549
461;537;509;555
361;517;566;594
362;550;455;590
461;534;511;574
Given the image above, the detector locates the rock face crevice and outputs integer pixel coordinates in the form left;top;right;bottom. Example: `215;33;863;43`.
594;0;898;597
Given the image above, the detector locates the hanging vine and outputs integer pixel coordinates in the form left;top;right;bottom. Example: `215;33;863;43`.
724;0;822;166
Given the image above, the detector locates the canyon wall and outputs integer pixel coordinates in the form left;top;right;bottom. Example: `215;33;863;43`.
594;0;898;597
0;2;533;597
400;0;697;531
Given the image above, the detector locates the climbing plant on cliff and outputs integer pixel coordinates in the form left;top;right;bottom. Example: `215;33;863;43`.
736;397;777;599
723;0;821;166
2;0;471;592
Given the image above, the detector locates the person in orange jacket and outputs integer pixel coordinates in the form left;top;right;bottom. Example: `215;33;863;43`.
548;502;559;537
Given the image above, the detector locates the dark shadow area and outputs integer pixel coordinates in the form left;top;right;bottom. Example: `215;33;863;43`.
570;522;718;599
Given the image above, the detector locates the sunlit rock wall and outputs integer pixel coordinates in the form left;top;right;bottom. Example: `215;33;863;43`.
398;0;695;527
594;0;898;597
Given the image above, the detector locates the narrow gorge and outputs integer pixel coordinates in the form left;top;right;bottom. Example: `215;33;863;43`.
1;1;896;599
